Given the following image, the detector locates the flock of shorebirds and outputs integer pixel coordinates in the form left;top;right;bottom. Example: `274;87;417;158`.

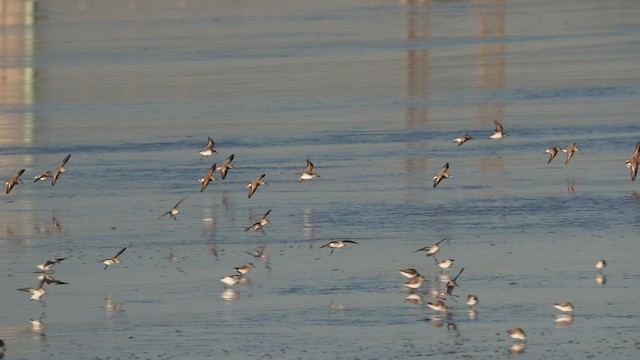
7;120;635;354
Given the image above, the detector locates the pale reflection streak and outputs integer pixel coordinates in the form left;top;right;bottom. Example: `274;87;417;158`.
0;0;37;241
475;0;507;189
404;1;429;203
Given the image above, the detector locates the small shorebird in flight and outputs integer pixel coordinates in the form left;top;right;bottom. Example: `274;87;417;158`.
544;146;563;164
245;209;272;234
466;294;478;306
38;273;69;285
51;154;71;186
432;163;451;188
453;134;473;147
158;197;187;220
490;120;508;139
440;267;464;298
246;174;266;199
36;258;66;271
198;163;217;193
17;279;47;304
5;169;25;194
298;159;320;182
216;154;235;180
319;240;359;255
234;263;254;275
33;170;52;183
595;259;607;270
199;137;218;161
625;141;640;181
562;143;580;164
414;237;448;257
100;247;127;270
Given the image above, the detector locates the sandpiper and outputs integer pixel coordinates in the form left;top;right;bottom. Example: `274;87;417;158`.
595;259;607;270
441;267;464;297
5;168;25;194
544;146;563;164
198;163;217;192
298;159;320;182
33;170;52;183
245;209;271;234
398;268;420;279
404;275;425;290
220;274;241;287
414;237;448;257
51;154;71;186
625;141;640;181
199;137;218;161
432;163;451;188
234;262;254;275
158;197;187;220
36;258;66;271
246;174;266;199
38;273;69;285
427;300;449;312
435;258;454;270
319;240;359;255
17;279;47;303
216;154;235;180
553;301;575;312
453;134;473;147
490;120;508;139
562;143;580;164
100;247;127;270
507;328;527;341
467;294;479;306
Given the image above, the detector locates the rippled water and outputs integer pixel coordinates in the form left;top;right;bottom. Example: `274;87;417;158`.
1;0;640;359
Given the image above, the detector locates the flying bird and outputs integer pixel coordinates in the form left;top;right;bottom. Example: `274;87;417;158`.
432;163;451;188
245;209;271;234
319;240;359;255
158;197;187;220
490;120;508;139
414;237;448;257
453;134;473;147
199;137;218;161
544;146;563;164
246;174;266;199
216;154;235;180
52;154;71;186
198;163;217;192
298;159;320;182
5;169;25;194
562;143;580;165
100;247;127;270
625;141;640;181
36;258;66;271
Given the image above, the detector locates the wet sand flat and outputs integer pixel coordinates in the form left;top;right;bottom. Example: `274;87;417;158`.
1;0;640;359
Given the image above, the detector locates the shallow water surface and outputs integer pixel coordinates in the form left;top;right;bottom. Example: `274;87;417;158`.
1;0;640;359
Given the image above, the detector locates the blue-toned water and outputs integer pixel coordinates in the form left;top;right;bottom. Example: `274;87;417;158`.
1;0;640;359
